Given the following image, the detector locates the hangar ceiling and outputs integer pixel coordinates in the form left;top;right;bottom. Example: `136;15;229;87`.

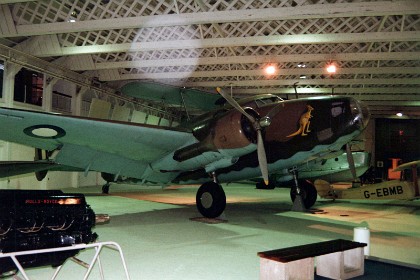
0;0;419;118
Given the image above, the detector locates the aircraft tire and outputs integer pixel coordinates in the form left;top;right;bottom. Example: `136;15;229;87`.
102;183;110;194
290;180;317;208
196;182;226;218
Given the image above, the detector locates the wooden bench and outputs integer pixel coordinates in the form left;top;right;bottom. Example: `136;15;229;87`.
257;239;367;280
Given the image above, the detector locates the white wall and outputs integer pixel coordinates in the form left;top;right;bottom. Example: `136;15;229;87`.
53;79;76;97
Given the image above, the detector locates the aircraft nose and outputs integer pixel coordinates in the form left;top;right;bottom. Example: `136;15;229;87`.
350;98;370;129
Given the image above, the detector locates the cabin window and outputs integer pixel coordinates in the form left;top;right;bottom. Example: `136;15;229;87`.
52;90;72;113
14;68;43;106
255;96;283;107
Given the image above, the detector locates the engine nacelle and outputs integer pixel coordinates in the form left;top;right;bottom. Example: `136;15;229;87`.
213;108;257;150
174;108;258;162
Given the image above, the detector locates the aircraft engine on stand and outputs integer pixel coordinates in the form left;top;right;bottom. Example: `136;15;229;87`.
0;190;98;275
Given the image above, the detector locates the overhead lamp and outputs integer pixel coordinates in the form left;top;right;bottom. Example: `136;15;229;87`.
326;63;337;74
396;112;403;117
264;64;277;75
68;11;77;22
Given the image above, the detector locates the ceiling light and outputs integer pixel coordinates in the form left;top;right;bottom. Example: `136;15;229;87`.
297;63;306;68
264;65;277;75
300;75;307;79
396;112;403;117
326;63;337;74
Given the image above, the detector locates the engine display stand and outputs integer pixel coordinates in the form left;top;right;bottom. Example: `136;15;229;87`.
0;241;131;280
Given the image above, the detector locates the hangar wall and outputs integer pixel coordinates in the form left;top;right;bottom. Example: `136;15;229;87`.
374;118;420;180
0;61;177;190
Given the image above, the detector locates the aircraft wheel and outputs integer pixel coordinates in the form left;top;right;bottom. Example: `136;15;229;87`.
196;182;226;218
290;180;317;208
102;183;110;194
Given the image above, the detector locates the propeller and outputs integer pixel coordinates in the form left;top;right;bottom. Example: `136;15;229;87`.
216;87;269;185
345;143;358;183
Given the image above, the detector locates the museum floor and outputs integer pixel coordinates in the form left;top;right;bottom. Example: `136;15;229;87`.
13;183;420;279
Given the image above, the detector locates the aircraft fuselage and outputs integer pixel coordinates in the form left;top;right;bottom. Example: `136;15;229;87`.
146;96;369;185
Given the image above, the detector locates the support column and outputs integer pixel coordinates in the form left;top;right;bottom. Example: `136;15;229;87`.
42;75;59;112
0;62;21;188
1;61;21;107
74;86;88;116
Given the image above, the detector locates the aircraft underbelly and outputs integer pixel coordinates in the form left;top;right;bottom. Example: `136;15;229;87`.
174;133;359;185
55;144;149;179
278;152;370;184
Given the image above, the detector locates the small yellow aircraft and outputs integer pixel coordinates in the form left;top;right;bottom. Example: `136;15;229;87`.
315;160;420;200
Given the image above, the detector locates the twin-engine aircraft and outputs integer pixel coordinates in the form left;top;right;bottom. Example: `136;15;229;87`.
0;88;369;218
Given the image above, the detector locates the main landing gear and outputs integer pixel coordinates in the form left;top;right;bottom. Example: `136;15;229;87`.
195;169;318;217
196;173;226;218
289;168;317;211
102;183;110;194
101;173;114;194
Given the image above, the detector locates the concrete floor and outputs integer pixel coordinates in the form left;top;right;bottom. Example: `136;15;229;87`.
9;183;420;279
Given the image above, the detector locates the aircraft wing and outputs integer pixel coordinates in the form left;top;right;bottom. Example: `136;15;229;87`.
0;161;57;178
0;161;84;179
121;81;222;111
0;107;193;179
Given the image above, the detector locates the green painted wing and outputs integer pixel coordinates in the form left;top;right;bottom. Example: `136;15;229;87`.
121;82;222;111
0;107;193;179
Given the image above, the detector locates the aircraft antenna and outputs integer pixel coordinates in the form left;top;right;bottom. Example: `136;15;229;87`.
293;82;299;99
179;88;190;121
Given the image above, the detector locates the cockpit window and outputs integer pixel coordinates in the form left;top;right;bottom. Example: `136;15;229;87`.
255;96;283;107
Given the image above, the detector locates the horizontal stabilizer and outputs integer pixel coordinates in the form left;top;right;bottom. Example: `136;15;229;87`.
0;161;56;178
0;161;83;179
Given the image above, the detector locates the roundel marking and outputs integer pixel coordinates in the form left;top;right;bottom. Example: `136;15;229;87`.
23;125;66;139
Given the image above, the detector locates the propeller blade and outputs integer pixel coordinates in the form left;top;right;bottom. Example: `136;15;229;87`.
257;130;269;185
216;87;256;122
216;87;269;184
345;144;357;181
